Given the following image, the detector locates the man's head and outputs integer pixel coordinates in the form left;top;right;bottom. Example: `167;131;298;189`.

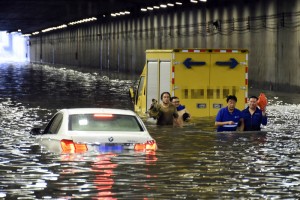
226;95;237;111
161;92;171;104
171;96;180;107
248;95;258;109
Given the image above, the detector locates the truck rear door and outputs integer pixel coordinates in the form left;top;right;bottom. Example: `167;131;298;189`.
173;49;248;117
173;50;211;117
146;60;172;110
209;50;248;116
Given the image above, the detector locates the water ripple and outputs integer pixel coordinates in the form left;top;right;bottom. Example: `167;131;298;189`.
0;63;300;199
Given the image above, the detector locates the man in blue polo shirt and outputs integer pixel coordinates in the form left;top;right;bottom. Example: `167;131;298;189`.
215;95;244;132
242;95;267;131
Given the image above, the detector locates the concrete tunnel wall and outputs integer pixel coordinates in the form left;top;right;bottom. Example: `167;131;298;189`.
29;0;300;92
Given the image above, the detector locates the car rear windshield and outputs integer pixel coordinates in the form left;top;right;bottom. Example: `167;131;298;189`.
69;114;144;132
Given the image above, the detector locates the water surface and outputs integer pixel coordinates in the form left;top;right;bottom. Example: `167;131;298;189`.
0;62;300;199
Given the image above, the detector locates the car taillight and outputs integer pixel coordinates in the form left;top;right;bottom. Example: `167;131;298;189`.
60;139;88;153
146;140;157;150
134;143;146;151
134;140;157;151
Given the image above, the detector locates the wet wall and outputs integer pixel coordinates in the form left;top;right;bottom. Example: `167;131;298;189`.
29;0;300;92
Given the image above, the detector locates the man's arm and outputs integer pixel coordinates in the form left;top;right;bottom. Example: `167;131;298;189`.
174;117;183;127
238;118;244;131
215;121;235;126
173;108;182;127
261;110;267;125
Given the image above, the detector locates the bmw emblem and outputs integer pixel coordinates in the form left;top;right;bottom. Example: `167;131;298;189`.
108;137;114;142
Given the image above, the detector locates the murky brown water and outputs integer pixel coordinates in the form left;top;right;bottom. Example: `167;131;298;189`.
0;62;300;199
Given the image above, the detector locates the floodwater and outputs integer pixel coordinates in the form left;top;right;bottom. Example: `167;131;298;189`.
1;62;300;199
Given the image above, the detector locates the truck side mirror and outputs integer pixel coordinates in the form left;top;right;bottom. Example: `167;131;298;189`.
30;127;42;135
129;87;135;102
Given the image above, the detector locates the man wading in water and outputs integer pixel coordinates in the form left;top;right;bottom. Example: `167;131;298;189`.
149;92;180;127
215;95;244;132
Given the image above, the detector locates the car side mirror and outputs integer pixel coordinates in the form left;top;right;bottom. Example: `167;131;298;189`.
30;127;42;135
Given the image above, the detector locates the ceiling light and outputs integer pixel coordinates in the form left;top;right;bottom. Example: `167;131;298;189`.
199;0;207;2
42;24;67;33
153;6;160;9
68;17;97;25
191;0;198;3
167;3;174;6
110;11;130;17
147;7;153;10
175;2;183;5
160;4;167;8
141;8;147;11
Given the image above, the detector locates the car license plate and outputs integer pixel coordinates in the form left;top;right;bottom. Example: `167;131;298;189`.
95;144;123;152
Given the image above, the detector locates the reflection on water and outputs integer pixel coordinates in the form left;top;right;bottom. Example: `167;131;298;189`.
1;62;300;199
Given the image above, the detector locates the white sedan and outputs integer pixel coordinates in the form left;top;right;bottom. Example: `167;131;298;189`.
30;108;157;153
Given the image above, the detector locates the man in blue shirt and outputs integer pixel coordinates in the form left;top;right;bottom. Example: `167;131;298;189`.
242;96;267;131
215;95;244;132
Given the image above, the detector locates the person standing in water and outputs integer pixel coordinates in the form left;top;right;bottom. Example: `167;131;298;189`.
215;95;244;132
171;96;191;126
155;92;180;126
242;95;267;131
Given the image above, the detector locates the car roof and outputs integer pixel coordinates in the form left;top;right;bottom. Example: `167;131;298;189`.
59;108;137;116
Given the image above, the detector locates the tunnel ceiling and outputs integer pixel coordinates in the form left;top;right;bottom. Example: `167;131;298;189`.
0;0;212;35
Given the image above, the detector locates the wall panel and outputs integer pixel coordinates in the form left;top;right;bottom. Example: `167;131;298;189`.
29;0;300;91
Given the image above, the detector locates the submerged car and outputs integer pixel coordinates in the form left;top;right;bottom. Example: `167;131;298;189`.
30;108;157;153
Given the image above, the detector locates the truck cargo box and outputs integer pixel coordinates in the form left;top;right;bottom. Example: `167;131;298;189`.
131;49;249;118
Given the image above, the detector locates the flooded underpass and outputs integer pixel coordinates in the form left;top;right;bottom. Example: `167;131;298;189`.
1;62;300;199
